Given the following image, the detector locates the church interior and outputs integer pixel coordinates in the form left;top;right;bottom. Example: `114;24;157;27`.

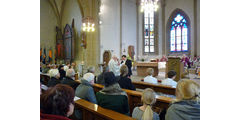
40;0;200;119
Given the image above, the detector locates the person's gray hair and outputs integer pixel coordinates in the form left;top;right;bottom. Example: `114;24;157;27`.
83;73;95;83
146;68;154;76
66;69;75;77
49;69;59;78
87;66;95;73
64;65;69;72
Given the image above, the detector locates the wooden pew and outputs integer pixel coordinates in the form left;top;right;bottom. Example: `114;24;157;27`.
41;86;135;120
40;72;79;85
132;81;176;95
92;83;172;114
75;73;79;80
74;99;136;120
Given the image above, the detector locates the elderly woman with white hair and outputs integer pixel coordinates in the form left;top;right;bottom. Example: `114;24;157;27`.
74;73;97;120
47;69;61;87
108;55;121;76
75;73;97;104
87;66;98;83
61;69;80;90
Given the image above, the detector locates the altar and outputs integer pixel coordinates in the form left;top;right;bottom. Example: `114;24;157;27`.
135;62;158;77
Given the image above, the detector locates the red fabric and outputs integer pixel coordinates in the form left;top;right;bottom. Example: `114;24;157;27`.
160;57;167;62
57;44;61;57
40;112;71;120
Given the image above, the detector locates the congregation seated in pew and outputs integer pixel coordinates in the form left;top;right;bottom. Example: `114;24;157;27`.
132;88;160;120
61;69;80;90
86;66;97;82
41;64;50;73
74;73;97;120
75;73;97;104
40;62;199;120
58;65;66;80
64;62;71;71
74;99;135;120
165;79;200;120
161;70;177;87
96;72;130;115
117;65;136;90
40;84;74;120
47;69;61;87
96;65;109;85
144;68;158;84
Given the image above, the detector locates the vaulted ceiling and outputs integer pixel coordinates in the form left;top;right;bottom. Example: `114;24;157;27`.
47;0;86;29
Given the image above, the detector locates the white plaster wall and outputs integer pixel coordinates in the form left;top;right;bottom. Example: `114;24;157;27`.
158;6;163;58
137;6;143;59
121;0;137;57
197;0;200;56
100;0;121;62
40;0;58;59
165;0;194;55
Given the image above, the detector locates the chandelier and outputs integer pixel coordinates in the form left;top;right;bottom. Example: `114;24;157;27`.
82;16;95;32
140;0;159;12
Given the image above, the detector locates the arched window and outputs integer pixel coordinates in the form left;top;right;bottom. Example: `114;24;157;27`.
170;13;188;52
144;10;155;53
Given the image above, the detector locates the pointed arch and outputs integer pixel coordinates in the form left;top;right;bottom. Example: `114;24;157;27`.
166;8;191;55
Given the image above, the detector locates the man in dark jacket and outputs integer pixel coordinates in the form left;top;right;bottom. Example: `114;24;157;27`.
58;65;66;80
96;72;130;115
121;55;132;77
96;65;109;85
61;69;80;90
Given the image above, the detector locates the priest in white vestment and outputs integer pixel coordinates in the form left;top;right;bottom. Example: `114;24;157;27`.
108;55;120;76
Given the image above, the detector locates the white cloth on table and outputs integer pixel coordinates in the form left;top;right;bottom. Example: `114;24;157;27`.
108;59;120;76
158;62;166;69
144;75;158;84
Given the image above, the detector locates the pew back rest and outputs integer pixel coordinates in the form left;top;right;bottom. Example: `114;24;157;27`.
132;81;176;95
92;83;172;114
75;99;136;120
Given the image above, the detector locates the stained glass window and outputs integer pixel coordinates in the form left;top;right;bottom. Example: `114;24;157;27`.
144;10;154;53
170;14;188;52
